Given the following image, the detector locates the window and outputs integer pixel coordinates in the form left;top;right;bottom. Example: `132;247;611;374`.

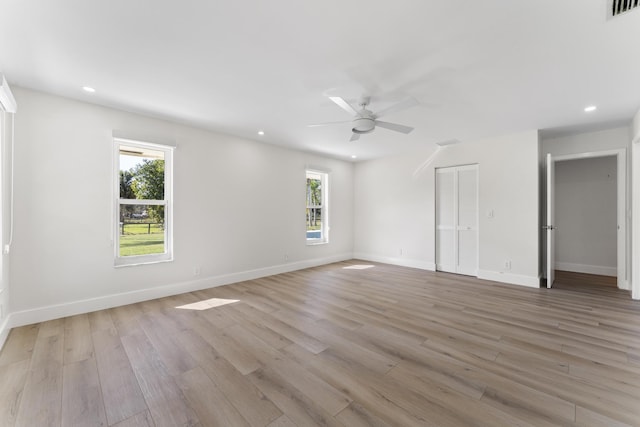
306;170;328;244
114;138;173;266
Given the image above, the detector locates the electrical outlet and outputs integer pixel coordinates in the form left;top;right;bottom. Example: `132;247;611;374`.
193;266;201;276
284;253;289;261
399;248;403;256
504;260;511;270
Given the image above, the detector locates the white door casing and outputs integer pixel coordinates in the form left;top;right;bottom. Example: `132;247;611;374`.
545;153;555;288
546;149;627;289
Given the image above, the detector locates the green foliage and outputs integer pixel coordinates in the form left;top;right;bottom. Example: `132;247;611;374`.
306;178;322;228
307;178;321;206
121;159;165;224
132;159;165;200
119;170;137;221
119;170;136;199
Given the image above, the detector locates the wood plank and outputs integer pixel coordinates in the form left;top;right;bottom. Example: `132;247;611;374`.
111;410;156;427
137;311;197;376
228;324;352;416
247;367;347;427
120;329;199;427
575;406;634;427
176;366;250;426
387;364;539;427
88;309;115;333
266;414;297;427
0;359;29;427
176;328;282;427
300;349;436;426
222;303;294;350
61;357;107;427
194;324;261;375
0;324;40;367
92;327;147;426
63;314;94;364
15;332;64;427
335;402;395;427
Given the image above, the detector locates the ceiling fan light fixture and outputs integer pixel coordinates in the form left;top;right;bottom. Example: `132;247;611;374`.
352;117;375;134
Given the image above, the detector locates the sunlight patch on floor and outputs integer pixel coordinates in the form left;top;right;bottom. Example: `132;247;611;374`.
175;298;239;310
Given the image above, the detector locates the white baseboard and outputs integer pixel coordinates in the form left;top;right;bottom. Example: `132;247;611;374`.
555;262;616;277
0;315;10;351
352;253;540;289
477;269;541;288
352;253;436;271
7;253;353;332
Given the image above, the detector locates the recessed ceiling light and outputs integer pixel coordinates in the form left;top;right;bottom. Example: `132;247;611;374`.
351;155;357;159
257;130;265;135
584;105;597;112
82;86;96;93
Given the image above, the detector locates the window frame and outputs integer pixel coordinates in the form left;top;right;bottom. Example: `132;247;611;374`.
306;169;329;245
114;137;174;267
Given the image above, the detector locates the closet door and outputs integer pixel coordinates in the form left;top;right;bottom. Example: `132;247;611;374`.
436;169;456;273
436;165;478;276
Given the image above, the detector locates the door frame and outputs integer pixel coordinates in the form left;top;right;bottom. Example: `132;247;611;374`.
545;148;627;289
545;154;555;288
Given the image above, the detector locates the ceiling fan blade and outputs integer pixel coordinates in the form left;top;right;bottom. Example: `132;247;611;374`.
307;120;351;127
374;97;419;119
350;133;361;142
375;120;414;134
329;96;359;115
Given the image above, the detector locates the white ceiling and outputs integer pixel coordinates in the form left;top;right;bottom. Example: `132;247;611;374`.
1;0;639;161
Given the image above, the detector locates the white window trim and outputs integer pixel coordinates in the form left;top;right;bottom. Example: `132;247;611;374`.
114;138;174;267
306;169;329;245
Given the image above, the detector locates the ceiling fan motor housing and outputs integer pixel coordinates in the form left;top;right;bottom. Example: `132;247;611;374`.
352;116;375;134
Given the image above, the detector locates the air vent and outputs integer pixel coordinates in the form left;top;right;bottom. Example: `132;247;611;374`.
609;0;640;18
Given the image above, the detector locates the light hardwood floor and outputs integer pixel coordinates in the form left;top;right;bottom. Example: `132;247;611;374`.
1;261;639;426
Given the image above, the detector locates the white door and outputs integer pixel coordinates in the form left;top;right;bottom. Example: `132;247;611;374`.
436;165;478;276
545;153;555;288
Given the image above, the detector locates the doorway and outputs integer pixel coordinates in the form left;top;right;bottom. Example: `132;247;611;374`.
435;164;479;276
544;149;627;289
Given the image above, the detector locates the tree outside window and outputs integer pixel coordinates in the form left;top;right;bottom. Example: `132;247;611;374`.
306;170;328;243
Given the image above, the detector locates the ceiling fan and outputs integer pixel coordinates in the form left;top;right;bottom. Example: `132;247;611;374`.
309;96;419;141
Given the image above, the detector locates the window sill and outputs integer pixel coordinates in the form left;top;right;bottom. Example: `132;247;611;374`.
306;240;329;246
115;254;173;268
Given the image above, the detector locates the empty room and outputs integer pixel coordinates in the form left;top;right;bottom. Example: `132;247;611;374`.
2;1;640;426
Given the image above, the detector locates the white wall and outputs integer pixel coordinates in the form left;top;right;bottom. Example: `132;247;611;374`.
633;110;640;299
542;126;630;156
354;130;540;287
0;108;13;347
7;88;354;326
555;156;617;276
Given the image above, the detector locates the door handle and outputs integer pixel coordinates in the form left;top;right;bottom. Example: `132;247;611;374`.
542;225;556;230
